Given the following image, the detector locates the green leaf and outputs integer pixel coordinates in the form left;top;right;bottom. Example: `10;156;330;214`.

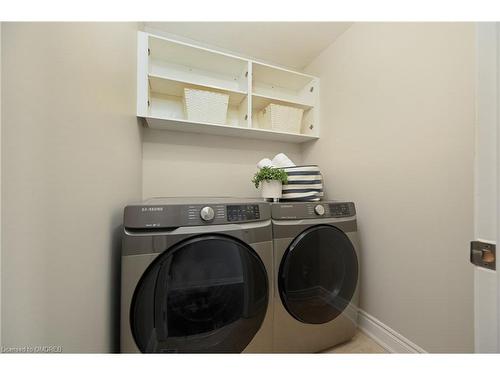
251;166;288;188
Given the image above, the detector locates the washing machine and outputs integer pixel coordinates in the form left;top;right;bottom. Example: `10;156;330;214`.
121;197;273;353
271;201;360;353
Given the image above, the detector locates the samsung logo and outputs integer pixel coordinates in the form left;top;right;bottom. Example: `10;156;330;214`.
141;207;164;212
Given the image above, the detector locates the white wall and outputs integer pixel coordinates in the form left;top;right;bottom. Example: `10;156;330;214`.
142;129;302;198
1;23;142;352
303;23;475;352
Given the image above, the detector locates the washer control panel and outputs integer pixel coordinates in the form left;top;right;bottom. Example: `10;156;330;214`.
227;204;260;222
124;201;355;227
271;201;356;220
187;204;225;223
124;201;270;229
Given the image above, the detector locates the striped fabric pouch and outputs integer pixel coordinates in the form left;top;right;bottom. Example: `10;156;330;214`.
281;165;324;202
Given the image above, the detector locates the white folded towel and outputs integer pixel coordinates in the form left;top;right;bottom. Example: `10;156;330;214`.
271;153;295;168
257;158;273;169
257;153;296;169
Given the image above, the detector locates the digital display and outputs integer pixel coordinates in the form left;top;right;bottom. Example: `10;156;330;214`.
329;203;351;217
227;205;260;222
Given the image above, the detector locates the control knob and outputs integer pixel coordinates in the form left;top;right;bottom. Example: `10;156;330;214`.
314;204;325;216
200;206;215;221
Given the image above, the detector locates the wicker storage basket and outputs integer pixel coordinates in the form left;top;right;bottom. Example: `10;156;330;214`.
183;88;229;125
257;103;304;133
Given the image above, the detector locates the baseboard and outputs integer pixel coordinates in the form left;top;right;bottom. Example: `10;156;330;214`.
358;309;427;353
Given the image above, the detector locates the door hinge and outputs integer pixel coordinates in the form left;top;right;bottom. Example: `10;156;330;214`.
470;241;496;270
148;48;150;56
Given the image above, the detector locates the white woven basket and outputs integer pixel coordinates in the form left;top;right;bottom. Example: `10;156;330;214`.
183;88;229;125
257;103;304;133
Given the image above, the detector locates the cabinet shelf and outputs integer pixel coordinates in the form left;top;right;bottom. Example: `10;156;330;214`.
149;74;247;106
137;32;320;143
252;62;315;91
149;34;248;79
144;117;319;144
251;93;313;111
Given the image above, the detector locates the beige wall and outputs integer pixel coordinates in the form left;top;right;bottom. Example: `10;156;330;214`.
142;129;303;198
1;23;142;352
303;23;475;352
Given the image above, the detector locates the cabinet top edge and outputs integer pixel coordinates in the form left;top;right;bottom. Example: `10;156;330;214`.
138;31;318;81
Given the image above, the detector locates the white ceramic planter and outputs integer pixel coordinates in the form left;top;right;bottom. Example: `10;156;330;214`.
261;180;282;200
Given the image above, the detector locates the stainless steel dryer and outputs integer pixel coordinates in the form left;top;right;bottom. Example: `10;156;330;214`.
121;197;273;353
271;201;360;353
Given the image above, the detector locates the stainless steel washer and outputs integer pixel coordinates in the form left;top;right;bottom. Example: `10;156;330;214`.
121;197;273;353
272;201;360;353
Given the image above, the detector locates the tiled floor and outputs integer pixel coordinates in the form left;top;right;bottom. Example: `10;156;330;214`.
321;330;387;353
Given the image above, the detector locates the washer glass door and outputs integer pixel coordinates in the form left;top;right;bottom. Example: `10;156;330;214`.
130;234;268;353
279;224;358;324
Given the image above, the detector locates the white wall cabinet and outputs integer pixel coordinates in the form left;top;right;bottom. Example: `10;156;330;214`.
137;31;320;143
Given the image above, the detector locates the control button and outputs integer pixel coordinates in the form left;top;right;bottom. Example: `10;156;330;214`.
200;206;215;221
314;204;325;216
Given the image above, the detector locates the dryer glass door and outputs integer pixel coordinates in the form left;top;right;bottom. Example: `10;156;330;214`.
279;224;358;324
130;234;268;353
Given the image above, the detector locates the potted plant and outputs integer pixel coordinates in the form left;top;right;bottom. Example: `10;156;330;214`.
252;166;288;201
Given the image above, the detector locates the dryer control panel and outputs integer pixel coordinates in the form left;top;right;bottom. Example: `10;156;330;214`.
271;201;356;220
124;199;270;229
